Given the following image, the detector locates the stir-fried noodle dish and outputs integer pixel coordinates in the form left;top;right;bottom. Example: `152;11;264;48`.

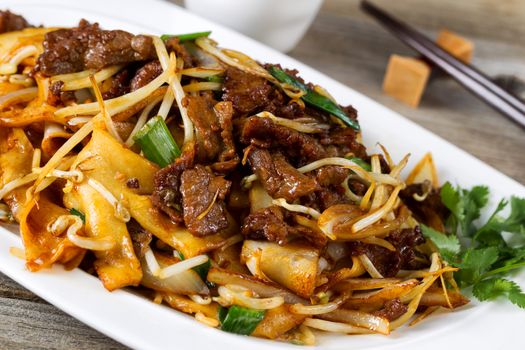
0;11;468;344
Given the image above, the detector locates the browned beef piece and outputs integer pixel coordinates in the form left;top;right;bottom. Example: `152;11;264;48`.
165;37;194;68
373;298;408;321
387;227;426;270
319;127;367;160
242;206;327;247
180;165;232;236
241;116;327;163
212;101;240;172
47;80;75;106
184;93;222;161
315;166;349;187
247;148;318;202
102;69;131;99
38;20;155;76
130;60;162;91
0;10;31;33
242;206;289;244
222;67;272;114
400;181;450;230
303;186;350;212
127;219;152;258
151;147;195;223
347;226;425;277
348;179;367;196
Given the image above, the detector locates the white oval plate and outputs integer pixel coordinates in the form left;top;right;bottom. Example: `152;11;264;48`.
0;0;524;349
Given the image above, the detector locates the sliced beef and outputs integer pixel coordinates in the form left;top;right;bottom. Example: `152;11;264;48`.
222;67;272;114
184;93;223;161
102;69;131;99
315;166;349;187
47;80;75;106
212;101;240;173
0;10;31;33
241;116;327;164
373;298;408;321
347;226;425;277
247;148;318;202
400;181;450;231
180;165;232;237
130;60;162;91
303;186;350;212
151;147;195;223
38;19;155;76
127;219;152;258
242;206;327;247
319;126;367;160
165;37;194;68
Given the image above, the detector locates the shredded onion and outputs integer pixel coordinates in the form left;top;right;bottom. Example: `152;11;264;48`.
272;198;321;219
290;300;342;315
0;45;38;75
360;237;396;251
144;248;162;277
358;254;384;278
182;81;222;92
0;87;38;109
319;309;390;335
51;65;123;91
302;318;373;334
218;285;284;310
159;254;209;279
352;185;403;233
255;111;330;133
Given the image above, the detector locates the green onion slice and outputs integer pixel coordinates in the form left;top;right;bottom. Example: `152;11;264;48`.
347;156;371;171
69;208;86;223
267;66;360;130
133;116;181;168
219;305;265;335
160;31;211;42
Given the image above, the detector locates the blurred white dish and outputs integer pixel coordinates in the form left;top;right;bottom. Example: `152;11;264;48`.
184;0;323;52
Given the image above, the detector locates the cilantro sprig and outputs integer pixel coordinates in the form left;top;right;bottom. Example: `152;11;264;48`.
421;182;525;308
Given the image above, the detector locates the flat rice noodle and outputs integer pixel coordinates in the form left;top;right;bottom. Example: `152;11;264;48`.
19;190;85;271
73;183;142;291
74;129;233;258
420;290;469;309
242;240;319;298
343;279;419;308
162;293;219;319
0;128;33;220
41;122;72;161
252;304;306;339
207;268;305;304
211;242;250;275
0;102;60;127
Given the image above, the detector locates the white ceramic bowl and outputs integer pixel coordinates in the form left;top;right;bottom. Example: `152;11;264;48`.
184;0;323;52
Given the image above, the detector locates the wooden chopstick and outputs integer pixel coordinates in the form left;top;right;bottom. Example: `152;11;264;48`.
361;0;525;128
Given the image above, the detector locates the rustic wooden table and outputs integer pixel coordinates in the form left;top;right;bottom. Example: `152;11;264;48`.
1;0;524;348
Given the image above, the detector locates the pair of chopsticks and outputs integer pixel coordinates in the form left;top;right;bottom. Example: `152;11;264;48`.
361;0;525;128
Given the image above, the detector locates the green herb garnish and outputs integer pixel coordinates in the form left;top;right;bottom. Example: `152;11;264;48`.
421;182;525;308
346;156;371;171
69;208;86;223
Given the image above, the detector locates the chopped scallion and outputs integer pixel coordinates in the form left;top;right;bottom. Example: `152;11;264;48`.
219;305;265;335
133;116;181;167
160;31;211;42
69;208;85;223
267;66;360;130
347;156;371;171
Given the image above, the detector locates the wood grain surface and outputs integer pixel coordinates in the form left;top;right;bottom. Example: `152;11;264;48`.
1;0;524;349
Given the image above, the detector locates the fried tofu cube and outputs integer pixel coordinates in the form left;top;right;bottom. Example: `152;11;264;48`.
382;55;431;107
436;29;474;63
